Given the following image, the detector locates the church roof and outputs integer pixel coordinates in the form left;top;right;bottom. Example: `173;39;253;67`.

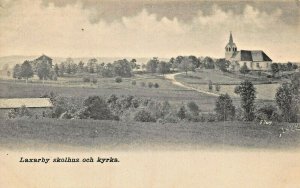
231;50;272;62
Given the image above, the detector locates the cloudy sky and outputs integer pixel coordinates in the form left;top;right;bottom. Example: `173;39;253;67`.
0;0;299;61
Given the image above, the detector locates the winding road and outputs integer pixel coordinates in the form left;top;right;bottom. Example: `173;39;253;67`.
164;73;220;97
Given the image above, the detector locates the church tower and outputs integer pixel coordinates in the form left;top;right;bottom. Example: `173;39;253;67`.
225;32;237;60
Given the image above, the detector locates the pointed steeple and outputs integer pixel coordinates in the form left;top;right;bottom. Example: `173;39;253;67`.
229;31;233;44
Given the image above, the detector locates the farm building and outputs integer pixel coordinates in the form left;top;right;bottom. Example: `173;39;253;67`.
225;32;272;71
0;98;53;119
34;54;53;67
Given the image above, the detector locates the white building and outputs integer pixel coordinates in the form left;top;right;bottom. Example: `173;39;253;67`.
225;32;272;71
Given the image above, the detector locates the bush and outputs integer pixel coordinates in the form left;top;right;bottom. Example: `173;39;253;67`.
208;80;213;90
214;94;235;121
154;83;159;88
115;76;122;83
148;82;153;88
215;84;221;92
83;77;90;82
187;101;199;116
255;105;280;122
177;106;186;120
131;80;136;85
140;82;146;87
8;105;31;119
81;96;114;120
134;109;156;122
92;78;97;84
206;113;216;122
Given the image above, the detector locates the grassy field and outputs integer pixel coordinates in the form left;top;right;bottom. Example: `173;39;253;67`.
0;119;299;150
175;70;280;101
0;74;218;112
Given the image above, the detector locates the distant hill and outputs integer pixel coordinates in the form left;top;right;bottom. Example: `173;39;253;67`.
0;55;169;70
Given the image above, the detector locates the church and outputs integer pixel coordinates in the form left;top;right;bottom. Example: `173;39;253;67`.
225;32;272;71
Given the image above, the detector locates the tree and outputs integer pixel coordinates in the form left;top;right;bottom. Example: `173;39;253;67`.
214;94;235;121
134;109;156;122
271;63;279;77
101;63;114;77
82;96;114;120
287;62;293;71
188;55;201;68
202;57;215;69
37;61;51;83
177;105;186;120
169;57;177;71
178;57;196;75
13;64;22;80
187;101;199;116
239;64;250;75
87;58;97;73
275;83;298;122
54;64;59;76
234;80;256;121
215;58;230;72
130;59;137;69
157;61;170;75
20;61;34;83
59;63;65;76
78;61;85;72
146;57;159;74
113;59;132;77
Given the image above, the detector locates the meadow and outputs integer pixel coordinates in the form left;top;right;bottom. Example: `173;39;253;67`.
0;73;218;112
175;70;280;100
0;118;299;150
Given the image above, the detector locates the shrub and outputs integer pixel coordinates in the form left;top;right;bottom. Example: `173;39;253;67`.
83;77;90;82
187;101;199;116
115;76;122;83
255;105;280;122
154;83;159;88
131;80;136;85
177;106;186;120
215;84;221;92
92;77;97;84
140;82;146;87
163;112;179;123
134;109;156;122
214;94;235;121
81;96;114;120
208;80;213;90
206;113;216;122
8;105;31;119
148;82;153;88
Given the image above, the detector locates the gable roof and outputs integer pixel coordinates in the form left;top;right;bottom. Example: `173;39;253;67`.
35;55;52;61
231;50;272;62
0;98;53;109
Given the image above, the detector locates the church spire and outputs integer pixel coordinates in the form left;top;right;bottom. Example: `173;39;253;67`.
229;31;233;44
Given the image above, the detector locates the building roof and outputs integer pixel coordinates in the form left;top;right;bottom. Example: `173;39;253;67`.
0;98;53;109
35;55;52;61
231;50;272;62
225;32;237;48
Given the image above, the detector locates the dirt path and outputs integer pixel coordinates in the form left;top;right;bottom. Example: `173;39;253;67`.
164;73;220;97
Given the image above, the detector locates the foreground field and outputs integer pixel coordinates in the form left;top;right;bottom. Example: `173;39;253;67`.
0;119;299;150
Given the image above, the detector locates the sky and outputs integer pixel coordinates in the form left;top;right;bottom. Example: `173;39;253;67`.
0;0;299;62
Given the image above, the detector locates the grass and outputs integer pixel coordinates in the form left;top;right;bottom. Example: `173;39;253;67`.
0;118;299;150
0;74;218;112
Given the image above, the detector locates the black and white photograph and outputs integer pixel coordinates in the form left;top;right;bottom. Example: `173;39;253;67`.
0;0;299;187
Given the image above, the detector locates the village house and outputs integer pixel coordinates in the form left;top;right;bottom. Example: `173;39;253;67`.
0;98;53;119
225;32;272;71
